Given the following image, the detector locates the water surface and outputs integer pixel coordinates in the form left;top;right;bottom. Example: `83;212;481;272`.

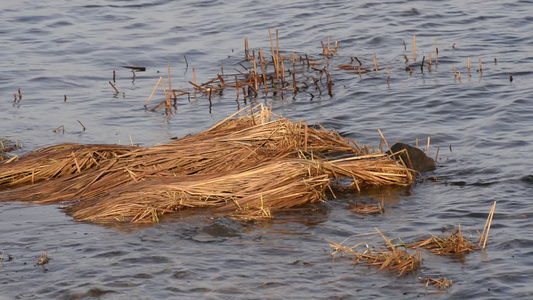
1;0;533;299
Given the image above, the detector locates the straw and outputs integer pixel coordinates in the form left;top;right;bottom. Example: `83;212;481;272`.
0;104;415;223
108;81;119;93
413;35;416;61
479;201;496;249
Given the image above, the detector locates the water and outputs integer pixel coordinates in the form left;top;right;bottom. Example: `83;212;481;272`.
1;0;533;298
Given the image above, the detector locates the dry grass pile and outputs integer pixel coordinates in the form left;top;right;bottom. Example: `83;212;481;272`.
419;276;453;290
65;159;330;223
0;104;415;223
408;225;475;255
329;228;421;276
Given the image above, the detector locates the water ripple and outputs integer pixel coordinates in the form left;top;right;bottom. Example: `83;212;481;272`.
1;0;533;299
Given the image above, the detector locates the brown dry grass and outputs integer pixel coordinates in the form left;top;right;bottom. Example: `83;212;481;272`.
408;225;475;255
329;228;421;276
420;276;453;289
0;104;415;223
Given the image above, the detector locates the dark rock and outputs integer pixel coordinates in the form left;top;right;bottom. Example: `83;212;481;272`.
387;143;436;173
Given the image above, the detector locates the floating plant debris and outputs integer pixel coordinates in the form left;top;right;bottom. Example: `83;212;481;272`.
407;225;475;255
329;228;421;276
0;104;415;223
419;276;453;290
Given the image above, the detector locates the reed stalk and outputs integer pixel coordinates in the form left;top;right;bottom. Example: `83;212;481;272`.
435;38;438;65
479;201;496;249
144;77;163;107
413;35;416;61
108;81;119;93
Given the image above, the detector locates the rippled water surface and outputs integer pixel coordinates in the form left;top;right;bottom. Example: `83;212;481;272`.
1;0;533;299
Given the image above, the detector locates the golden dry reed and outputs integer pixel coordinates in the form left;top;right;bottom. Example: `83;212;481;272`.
420;276;453;289
408;225;475;255
0;104;415;223
329;227;421;276
413;35;416;61
479;201;496;249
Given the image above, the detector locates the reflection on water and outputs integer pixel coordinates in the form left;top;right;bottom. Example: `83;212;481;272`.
1;0;533;299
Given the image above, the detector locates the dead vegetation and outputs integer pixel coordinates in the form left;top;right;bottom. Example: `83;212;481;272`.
407;225;475;255
329;228;421;276
0;104;415;223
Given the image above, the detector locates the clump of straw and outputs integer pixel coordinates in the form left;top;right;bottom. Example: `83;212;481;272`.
329;228;421;276
0;104;415;223
408;225;475;255
65;159;330;223
409;202;497;255
419;276;453;289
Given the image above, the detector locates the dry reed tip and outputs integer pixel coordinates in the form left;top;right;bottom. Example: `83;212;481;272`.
413;35;416;61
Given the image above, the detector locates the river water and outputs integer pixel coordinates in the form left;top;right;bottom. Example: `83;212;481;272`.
1;0;533;299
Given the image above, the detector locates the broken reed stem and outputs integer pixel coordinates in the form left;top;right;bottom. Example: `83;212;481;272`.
453;66;457;78
479;58;482;73
292;52;296;68
428;53;432;69
145;77;163;107
374;227;395;251
435;147;440;161
292;72;297;94
276;29;281;80
268;29;279;82
235;75;240;100
479;201;497;250
252;51;259;92
244;37;250;60
427;137;430;156
467;57;471;71
373;54;378;71
421;56;425;72
192;67;197;97
108;81;119;93
258;50;268;94
160;78;171;109
77;120;86;131
167;62;173;99
276;30;280;60
377;129;392;154
280;54;286;83
413;35;416;61
53;125;65;134
435;38;439;65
